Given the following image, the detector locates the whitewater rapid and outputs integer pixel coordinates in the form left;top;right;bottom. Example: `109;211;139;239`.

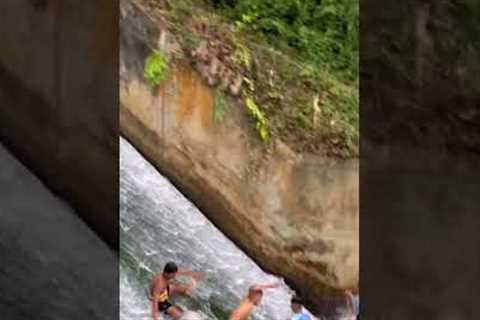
119;137;315;320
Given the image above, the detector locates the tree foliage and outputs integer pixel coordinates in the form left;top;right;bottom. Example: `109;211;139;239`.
209;0;359;81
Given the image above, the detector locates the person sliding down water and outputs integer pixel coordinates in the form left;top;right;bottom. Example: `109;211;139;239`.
149;262;204;320
229;283;281;320
289;296;311;320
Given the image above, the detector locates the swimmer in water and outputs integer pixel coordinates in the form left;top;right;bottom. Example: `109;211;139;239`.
149;262;204;320
229;283;281;320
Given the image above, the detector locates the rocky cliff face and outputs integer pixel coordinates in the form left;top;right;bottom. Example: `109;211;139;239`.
120;1;358;314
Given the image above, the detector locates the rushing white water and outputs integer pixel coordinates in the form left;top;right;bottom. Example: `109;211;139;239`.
120;137;316;320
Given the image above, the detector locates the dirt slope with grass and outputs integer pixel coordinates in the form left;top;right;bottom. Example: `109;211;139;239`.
120;0;358;314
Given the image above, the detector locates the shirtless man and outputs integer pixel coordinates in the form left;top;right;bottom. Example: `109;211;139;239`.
149;262;204;320
229;283;280;320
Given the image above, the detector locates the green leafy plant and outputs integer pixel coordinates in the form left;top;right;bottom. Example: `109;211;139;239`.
209;0;359;81
213;90;227;122
143;51;169;88
245;97;270;142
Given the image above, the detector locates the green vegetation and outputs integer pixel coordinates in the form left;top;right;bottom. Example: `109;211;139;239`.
145;0;358;157
245;97;270;142
322;82;358;154
211;0;359;82
213;90;227;122
233;42;252;70
143;51;169;88
210;0;359;155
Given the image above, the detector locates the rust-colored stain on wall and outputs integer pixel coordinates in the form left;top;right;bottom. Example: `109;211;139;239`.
174;66;213;128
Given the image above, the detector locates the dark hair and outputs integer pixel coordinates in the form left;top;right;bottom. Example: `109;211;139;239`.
291;296;303;305
163;262;178;274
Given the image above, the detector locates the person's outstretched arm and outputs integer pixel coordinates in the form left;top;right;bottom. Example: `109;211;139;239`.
170;279;198;295
177;267;204;280
251;282;281;290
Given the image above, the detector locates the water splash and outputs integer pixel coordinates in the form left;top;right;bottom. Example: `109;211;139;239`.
120;137;315;320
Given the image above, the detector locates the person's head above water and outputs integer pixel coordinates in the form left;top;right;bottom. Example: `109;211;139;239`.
163;261;178;280
247;286;264;305
290;296;304;313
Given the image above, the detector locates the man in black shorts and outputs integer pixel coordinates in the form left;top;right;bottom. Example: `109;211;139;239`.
149;262;204;320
